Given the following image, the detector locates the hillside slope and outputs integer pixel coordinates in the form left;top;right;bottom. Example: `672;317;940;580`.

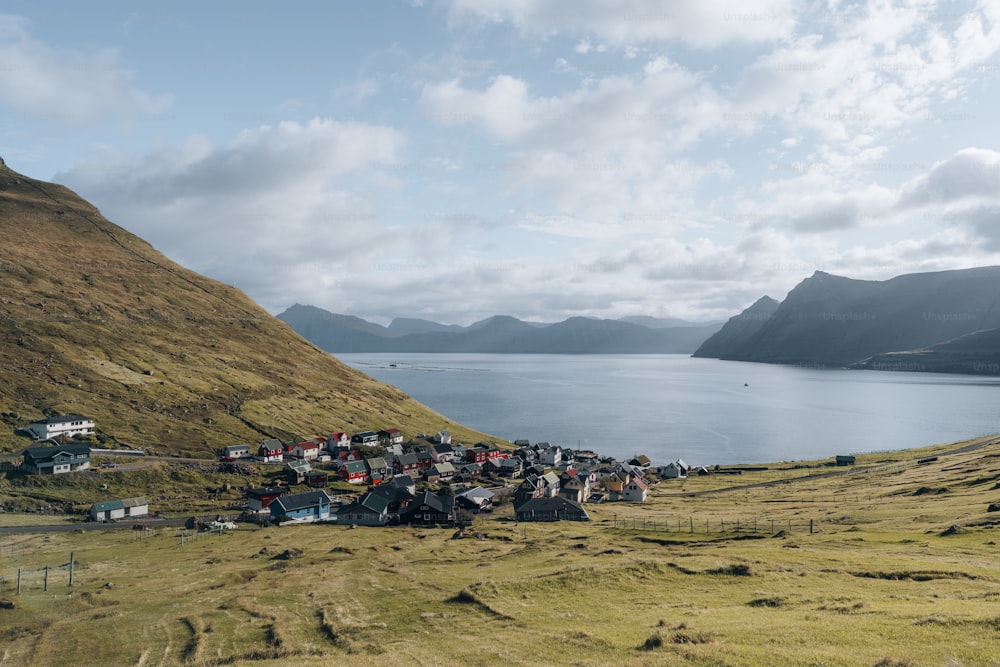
0;160;491;455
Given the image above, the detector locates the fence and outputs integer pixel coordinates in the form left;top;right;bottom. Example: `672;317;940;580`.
0;552;76;595
610;515;817;534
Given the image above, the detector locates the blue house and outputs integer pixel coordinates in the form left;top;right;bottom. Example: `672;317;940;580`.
269;490;334;524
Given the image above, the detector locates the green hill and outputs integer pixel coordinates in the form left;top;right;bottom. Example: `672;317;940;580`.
0;159;492;456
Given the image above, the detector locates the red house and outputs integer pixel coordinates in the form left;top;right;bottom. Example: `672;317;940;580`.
257;439;284;463
246;487;286;511
340;460;368;484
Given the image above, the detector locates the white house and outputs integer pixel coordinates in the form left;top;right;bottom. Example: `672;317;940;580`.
539;445;563;467
662;459;689;479
622;477;649;502
24;414;95;441
89;497;149;522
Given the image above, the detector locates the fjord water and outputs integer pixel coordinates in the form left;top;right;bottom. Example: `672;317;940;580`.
338;353;1000;466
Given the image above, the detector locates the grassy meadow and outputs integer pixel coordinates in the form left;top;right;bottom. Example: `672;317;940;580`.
1;437;999;666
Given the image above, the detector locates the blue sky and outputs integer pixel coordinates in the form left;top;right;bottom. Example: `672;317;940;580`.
2;0;999;324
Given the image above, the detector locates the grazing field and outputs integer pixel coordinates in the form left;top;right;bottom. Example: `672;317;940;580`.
1;437;999;666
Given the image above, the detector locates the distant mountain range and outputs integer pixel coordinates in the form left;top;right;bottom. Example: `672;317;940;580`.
694;267;1000;375
278;305;723;354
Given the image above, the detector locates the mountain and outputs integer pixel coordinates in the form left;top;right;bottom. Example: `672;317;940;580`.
853;327;1000;375
694;267;1000;369
0;159;491;456
277;306;723;353
693;296;780;359
387;317;465;336
619;315;721;329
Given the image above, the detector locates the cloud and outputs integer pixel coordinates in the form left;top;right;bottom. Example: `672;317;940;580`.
57;118;412;311
443;0;800;49
898;148;1000;207
0;14;170;124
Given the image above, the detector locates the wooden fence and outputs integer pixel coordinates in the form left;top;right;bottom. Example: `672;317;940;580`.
610;515;817;534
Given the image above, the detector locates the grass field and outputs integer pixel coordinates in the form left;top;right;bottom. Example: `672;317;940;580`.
1;437;999;666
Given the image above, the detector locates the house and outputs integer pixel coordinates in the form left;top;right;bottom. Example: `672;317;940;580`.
426;462;456;482
415;450;435;472
327;432;350;452
628;454;652;468
392;452;421;478
661;460;689;479
431;443;458;463
336;492;390;526
399;491;455;526
539;445;563;467
340;460;368;484
89;497;148;522
622;476;649;502
836;455;856;466
433;429;451;445
559;476;590;503
222;444;251;460
515;497;590;522
386;474;416;496
378;428;404;448
369;484;414;513
23;414;95;441
257;439;284;463
455;486;494;513
305;471;328;488
513;439;531;448
246;487;286;512
498;457;524;478
270;490;334;524
351;431;380;448
601;471;630;499
366;457;389;484
337;449;363;463
285;459;312;484
540;471;561;497
22;444;91;475
513;475;545;505
290;440;322;461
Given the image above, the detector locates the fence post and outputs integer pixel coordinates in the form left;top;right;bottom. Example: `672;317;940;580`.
17;567;21;595
810;519;814;534
689;517;693;533
69;552;75;587
44;566;48;592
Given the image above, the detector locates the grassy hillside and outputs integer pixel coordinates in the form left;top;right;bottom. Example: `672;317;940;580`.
2;437;998;666
0;162;494;456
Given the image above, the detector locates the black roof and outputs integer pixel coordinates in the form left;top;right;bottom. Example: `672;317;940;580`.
401;490;454;516
24;443;91;461
273;490;330;512
33;414;93;424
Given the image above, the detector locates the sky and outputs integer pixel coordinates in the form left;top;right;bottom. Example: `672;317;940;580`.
2;0;999;325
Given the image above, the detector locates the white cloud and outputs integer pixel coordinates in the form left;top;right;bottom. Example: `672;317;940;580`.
0;14;170;124
57;118;412;311
443;0;801;48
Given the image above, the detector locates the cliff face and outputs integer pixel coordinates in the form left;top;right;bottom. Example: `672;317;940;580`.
693;296;780;359
0;161;489;455
694;268;1000;368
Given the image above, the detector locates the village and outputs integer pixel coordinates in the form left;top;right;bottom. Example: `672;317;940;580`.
6;413;703;529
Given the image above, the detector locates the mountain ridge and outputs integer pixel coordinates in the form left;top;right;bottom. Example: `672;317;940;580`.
694;266;1000;373
277;305;723;354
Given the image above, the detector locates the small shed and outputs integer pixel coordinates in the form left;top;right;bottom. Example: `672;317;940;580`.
89;496;149;522
835;455;856;466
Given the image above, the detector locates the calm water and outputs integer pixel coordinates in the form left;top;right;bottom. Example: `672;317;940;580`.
337;353;1000;466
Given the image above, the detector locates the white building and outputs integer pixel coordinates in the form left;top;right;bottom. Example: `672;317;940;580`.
25;414;95;441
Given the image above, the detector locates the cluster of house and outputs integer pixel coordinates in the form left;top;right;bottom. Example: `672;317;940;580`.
235;433;698;526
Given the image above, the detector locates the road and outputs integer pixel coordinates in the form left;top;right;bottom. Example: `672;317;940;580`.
0;517;190;535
